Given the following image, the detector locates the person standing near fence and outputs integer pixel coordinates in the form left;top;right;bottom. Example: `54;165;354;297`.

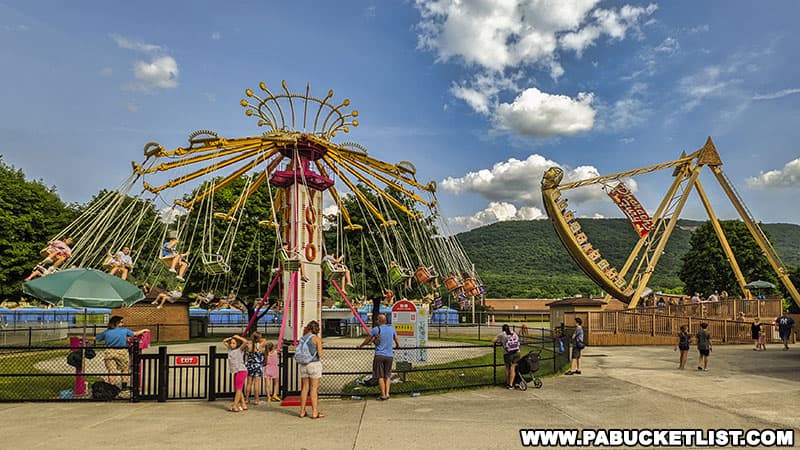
674;325;690;369
493;324;521;388
244;332;265;405
566;317;584;375
357;313;399;400
263;341;280;402
696;322;711;371
92;316;149;390
296;320;324;419
776;312;795;351
223;334;248;412
751;318;762;351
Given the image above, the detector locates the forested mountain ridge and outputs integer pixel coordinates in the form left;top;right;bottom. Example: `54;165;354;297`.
457;219;800;298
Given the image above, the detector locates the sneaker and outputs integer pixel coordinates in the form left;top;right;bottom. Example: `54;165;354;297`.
506;385;514;389
176;276;185;282
697;366;703;371
565;371;575;375
575;371;581;375
703;368;709;371
168;268;177;273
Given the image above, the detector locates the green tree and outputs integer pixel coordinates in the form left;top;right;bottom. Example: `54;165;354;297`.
177;176;278;323
679;220;775;297
0;157;76;300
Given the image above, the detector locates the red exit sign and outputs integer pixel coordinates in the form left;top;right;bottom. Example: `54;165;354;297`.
175;356;199;366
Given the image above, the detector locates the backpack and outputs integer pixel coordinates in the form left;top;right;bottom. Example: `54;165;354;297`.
294;334;317;364
91;381;120;401
696;331;710;351
504;332;520;353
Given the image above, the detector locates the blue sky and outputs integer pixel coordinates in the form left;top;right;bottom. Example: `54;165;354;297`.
2;0;799;232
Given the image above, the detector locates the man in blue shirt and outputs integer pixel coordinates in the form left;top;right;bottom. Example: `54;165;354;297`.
358;314;400;400
93;316;149;388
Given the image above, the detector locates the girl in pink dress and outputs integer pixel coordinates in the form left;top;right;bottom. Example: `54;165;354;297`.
263;341;280;402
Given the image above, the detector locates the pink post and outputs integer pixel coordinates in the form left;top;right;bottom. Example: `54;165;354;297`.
69;336;86;396
243;271;283;336
331;279;370;334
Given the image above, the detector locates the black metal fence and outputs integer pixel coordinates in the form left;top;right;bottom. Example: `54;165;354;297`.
0;342;141;402
0;327;569;402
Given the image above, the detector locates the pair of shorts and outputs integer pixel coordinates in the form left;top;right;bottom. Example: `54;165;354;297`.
503;351;521;366
104;348;130;372
234;370;247;390
372;355;393;380
698;348;710;356
571;347;582;360
298;360;323;379
779;330;791;341
678;345;690;351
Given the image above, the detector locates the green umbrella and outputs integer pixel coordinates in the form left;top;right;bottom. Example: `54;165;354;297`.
744;280;776;290
23;268;144;308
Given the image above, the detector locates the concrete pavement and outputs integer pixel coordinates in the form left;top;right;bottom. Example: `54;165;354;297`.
4;345;799;449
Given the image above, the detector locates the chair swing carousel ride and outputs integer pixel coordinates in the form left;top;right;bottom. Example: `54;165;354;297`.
34;81;483;343
541;137;800;309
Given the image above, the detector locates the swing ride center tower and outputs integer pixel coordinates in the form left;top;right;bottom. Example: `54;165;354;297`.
123;80;474;345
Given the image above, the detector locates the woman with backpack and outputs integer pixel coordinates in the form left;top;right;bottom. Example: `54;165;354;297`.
566;317;584;375
296;320;324;418
493;324;521;389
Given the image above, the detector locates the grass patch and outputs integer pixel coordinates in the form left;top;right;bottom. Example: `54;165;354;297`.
336;342;568;397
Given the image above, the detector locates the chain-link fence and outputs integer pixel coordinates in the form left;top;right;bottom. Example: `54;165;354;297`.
1;327;570;402
0;343;140;402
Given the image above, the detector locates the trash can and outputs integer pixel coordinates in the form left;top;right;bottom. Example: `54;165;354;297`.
189;317;208;338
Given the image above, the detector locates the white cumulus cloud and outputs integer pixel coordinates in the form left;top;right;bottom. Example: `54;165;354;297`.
441;153;623;207
417;0;655;72
746;158;800;189
133;56;179;89
448;201;545;230
416;0;655;138
494;88;595;136
112;34;179;91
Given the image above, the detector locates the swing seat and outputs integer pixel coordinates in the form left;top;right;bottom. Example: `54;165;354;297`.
597;259;610;270
575;232;588;244
563;210;575;223
388;266;412;286
463;278;481;297
159;255;177;268
39;247;50;257
569;221;582;234
201;253;231;275
278;249;300;271
323;260;346;280
414;266;437;284
444;276;462;292
102;254;114;267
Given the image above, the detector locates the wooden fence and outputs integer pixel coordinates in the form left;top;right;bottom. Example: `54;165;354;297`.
565;309;792;346
635;298;782;319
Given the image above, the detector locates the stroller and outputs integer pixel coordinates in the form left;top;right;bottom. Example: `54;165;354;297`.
513;350;543;390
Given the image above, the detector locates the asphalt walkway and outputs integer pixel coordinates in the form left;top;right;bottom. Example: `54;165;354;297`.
3;345;798;449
